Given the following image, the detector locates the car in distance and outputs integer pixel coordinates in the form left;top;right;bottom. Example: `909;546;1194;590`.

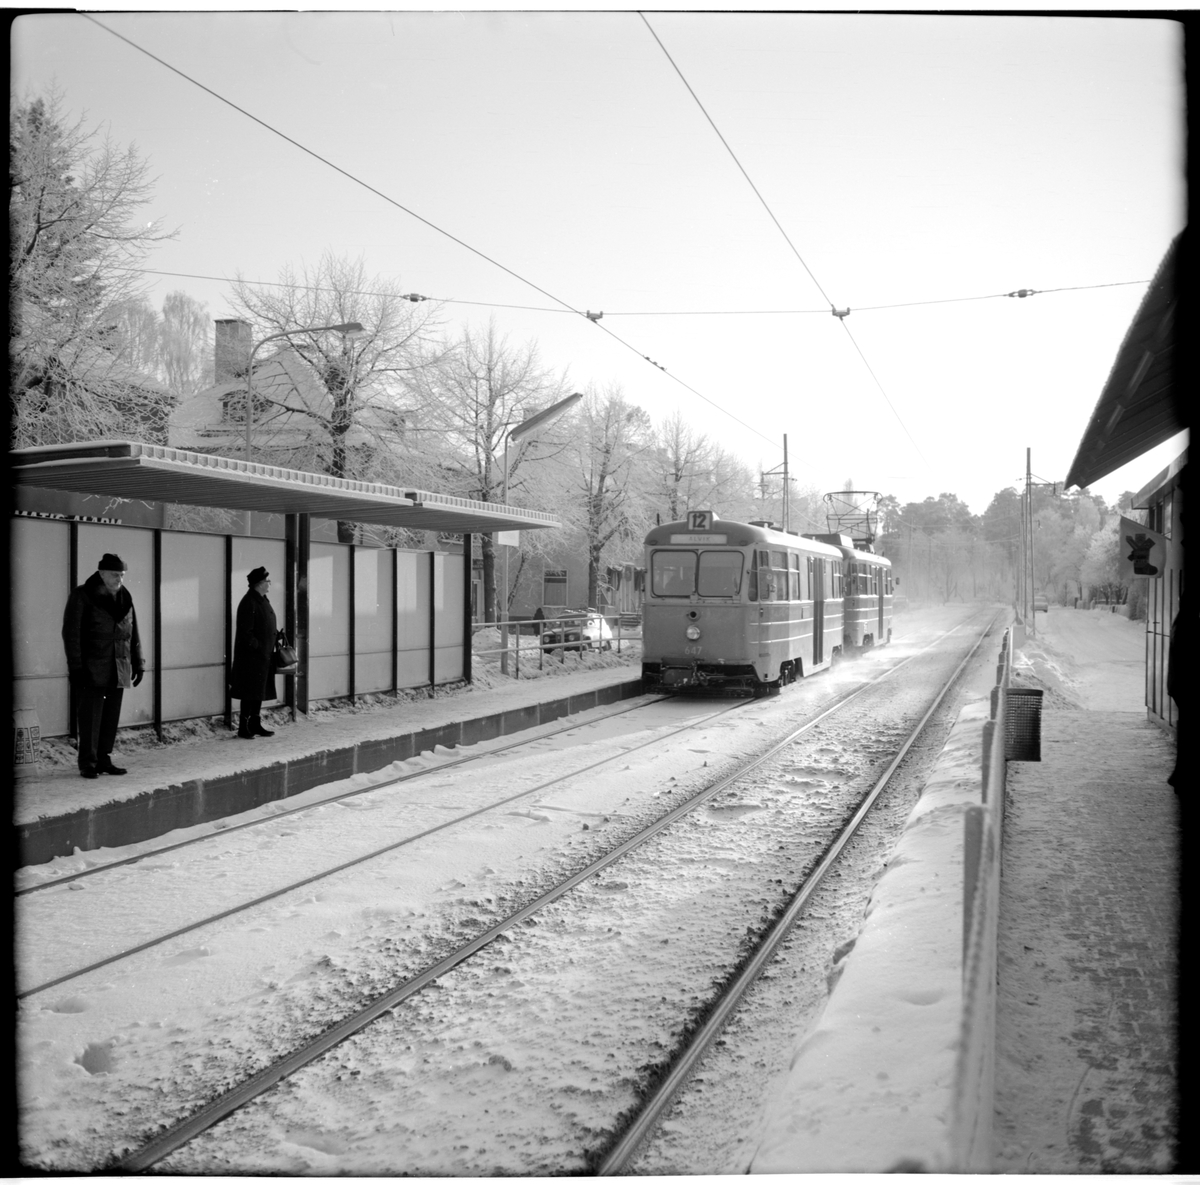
1033;595;1049;613
541;609;614;651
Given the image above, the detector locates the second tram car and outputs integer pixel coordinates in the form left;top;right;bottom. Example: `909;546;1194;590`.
641;510;892;695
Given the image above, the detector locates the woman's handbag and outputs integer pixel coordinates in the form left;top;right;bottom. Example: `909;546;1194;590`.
273;630;299;674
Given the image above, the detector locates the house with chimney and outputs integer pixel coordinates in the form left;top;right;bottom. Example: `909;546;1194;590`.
169;318;393;467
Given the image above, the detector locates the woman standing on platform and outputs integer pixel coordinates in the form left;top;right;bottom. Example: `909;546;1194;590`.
230;566;277;739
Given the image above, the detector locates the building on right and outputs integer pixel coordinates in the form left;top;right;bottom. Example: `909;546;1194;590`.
1065;229;1188;734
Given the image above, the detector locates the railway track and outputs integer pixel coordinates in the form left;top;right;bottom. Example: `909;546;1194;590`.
17;608;993;1172
116;611;991;1172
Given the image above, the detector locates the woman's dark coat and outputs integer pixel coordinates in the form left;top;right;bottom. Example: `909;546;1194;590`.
62;573;144;689
230;588;278;702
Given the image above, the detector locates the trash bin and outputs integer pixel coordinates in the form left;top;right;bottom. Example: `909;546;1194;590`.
13;705;41;779
1005;688;1043;762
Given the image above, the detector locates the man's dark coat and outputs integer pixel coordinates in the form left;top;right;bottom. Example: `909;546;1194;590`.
62;572;144;688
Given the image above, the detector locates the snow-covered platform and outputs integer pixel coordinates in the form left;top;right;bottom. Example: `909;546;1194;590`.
752;606;1179;1173
14;665;643;868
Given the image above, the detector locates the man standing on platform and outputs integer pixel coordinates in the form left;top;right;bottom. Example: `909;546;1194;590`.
62;553;144;779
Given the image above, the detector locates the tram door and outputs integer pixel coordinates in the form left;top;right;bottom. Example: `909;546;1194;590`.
810;557;825;666
877;567;885;640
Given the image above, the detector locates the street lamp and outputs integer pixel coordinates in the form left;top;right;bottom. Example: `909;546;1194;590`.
244;321;364;463
498;391;583;620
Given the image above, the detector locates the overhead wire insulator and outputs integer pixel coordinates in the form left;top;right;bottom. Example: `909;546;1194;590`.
585;310;604;321
832;307;851;319
1006;289;1039;298
401;293;427;302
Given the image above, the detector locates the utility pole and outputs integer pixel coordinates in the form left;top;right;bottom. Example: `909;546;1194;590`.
760;437;790;531
1026;447;1034;634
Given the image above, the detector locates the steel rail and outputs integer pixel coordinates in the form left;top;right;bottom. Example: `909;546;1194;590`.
18;698;746;1000
110;613;985;1172
17;694;674;896
594;610;1001;1174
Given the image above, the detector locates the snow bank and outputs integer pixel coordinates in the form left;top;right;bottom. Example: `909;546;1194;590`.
751;700;990;1174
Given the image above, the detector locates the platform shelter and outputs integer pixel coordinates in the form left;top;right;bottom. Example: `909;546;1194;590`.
10;440;559;740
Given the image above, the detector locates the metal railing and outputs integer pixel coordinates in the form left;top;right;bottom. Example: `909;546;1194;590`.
951;625;1014;1169
470;613;640;678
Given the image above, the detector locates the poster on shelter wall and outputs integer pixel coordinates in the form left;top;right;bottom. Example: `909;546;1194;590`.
1118;516;1165;580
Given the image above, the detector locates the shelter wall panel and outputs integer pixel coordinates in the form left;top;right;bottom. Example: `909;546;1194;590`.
309;654;349;701
11;518;70;677
161;532;225;669
396;650;429;689
396;551;431;651
161;665;226;723
15;676;70;738
355;547;392;652
436;555;464;646
230;537;286;617
355;651;391;695
78;523;156;677
434;646;465;684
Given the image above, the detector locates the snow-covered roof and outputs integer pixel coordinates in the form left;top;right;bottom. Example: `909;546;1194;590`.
9;440;559;534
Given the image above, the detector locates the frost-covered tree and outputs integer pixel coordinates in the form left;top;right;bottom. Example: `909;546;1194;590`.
227;252;446;541
566;388;653;609
110;290;214;402
408;319;573;620
10;92;177;445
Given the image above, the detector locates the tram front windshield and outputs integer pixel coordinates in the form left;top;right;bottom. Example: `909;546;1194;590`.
651;550;743;597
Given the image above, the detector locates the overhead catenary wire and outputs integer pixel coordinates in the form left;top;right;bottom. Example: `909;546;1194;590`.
83;14;783;452
118;267;1150;318
639;12;930;467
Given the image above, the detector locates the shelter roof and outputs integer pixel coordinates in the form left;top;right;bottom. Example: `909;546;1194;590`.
1065;232;1183;491
9;441;558;535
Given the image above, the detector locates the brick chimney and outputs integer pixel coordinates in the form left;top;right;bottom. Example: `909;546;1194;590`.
214;319;252;382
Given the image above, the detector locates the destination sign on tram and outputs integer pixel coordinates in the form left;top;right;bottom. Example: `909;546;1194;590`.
669;533;728;544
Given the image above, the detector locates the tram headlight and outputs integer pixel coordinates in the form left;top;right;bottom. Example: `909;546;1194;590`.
685;625;701;641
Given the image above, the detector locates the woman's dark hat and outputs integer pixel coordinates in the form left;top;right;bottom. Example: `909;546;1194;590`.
247;567;270;585
98;554;126;572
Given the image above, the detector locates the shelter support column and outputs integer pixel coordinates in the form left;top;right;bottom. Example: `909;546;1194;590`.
296;513;310;716
223;534;233;731
153;528;163;741
285;513;297;723
348;543;356;700
428;549;437;689
463;533;473;683
68;520;79;742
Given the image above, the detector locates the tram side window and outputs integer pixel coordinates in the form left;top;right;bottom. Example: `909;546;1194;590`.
756;550;777;601
696;551;743;597
789;554;801;600
651;551;697;596
770;551;789;601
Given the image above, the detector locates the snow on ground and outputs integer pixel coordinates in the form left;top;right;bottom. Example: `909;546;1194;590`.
16;604;990;1173
993;606;1178;1173
16;643;641;828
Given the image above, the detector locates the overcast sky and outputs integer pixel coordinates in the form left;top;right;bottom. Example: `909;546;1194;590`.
12;10;1186;516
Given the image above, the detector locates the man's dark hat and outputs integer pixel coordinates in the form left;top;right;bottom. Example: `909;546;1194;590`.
247;567;270;585
98;554;126;572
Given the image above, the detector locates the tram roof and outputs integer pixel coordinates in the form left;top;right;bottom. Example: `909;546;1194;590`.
646;518;845;556
9;441;560;535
